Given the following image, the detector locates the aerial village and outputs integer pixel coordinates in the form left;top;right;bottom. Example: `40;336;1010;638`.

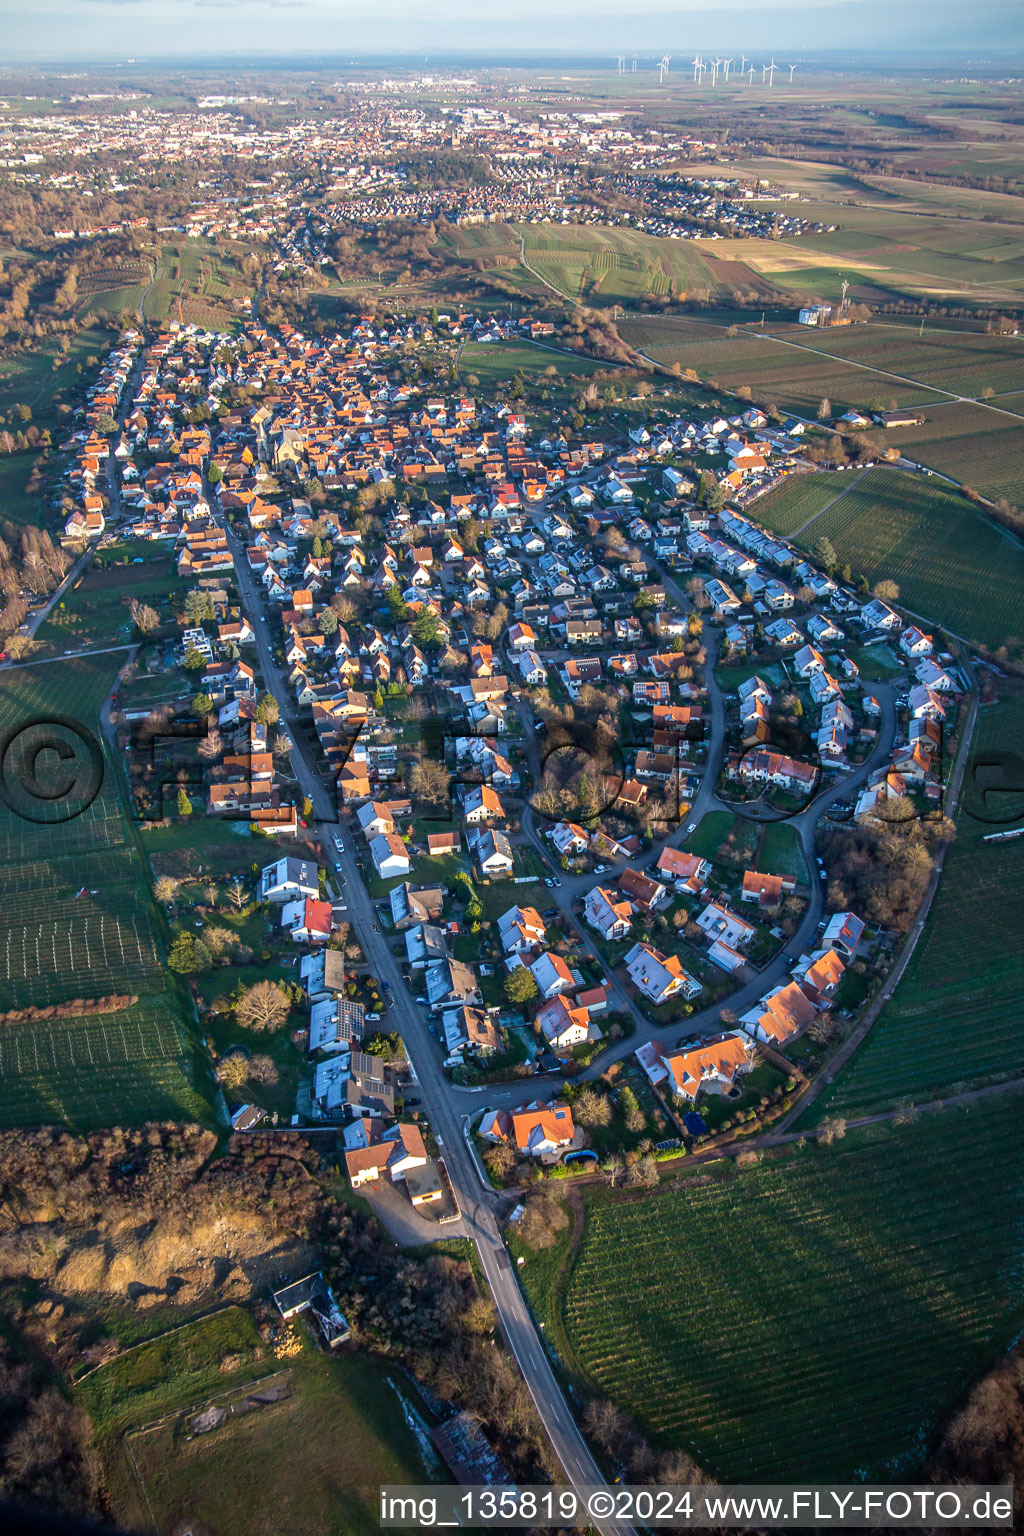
64;309;969;1198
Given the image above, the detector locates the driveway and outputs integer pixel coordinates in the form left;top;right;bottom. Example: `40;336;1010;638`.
363;1178;467;1247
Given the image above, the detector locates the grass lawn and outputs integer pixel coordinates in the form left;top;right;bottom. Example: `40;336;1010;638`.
35;544;185;654
76;1306;266;1434
477;879;549;921
0;450;46;527
682;811;760;869
681;811;738;862
113;1342;435;1536
755;822;808;882
521;1101;1024;1481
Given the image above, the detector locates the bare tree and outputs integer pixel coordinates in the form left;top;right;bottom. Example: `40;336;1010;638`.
217;1054;249;1091
248;1053;280;1085
235;980;291;1032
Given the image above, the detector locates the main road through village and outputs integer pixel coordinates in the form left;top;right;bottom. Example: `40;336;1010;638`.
221;516;638;1533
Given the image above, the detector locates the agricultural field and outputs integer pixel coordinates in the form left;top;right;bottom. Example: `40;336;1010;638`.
749;466;1024;652
807;695;1024;1120
93;1316;433;1536
861;401;1024;505
766;323;1024;401
0;452;47;529
528;1102;1024;1481
682;152;1024;306
745;472;854;536
85;238;259;330
0;323;116;428
618;316;949;414
0;656;213;1129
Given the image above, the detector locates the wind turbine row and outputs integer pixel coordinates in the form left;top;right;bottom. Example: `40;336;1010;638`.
680;54;799;85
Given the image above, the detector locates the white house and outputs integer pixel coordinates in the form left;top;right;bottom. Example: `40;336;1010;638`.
516;650;547;686
280;897;334;944
260;856;319;904
529;950;576;1000
469;827;514;875
695;901;756;951
536;994;591;1051
583;886;633;942
497;904;546;954
550;821;589;858
861;597;902;632
369;833;411;879
901;626;933;658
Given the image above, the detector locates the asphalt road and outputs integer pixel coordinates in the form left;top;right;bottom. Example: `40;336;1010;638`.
220;515;635;1532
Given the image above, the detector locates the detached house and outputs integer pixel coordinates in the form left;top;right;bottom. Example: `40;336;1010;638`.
625;942;701;1004
584;886;633;942
637;1032;751;1103
511;1101;575;1157
536;994;591;1051
369;833;411;879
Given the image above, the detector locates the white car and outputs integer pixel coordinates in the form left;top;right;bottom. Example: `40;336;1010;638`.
334;835;345;854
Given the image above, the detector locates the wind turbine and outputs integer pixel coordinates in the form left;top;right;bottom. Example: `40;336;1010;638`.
632;57;637;71
740;53;748;74
692;52;701;83
766;57;776;86
659;54;671;84
747;65;755;84
761;63;768;84
723;57;733;82
615;55;624;75
710;58;719;86
788;63;797;83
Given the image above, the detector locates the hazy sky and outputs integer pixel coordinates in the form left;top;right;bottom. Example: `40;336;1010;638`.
3;0;1022;60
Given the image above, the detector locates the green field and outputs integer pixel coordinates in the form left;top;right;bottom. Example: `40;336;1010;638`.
863;401;1024;505
618;315;1024;444
90;1312;433;1536
766;324;1024;400
0;656;213;1128
746;472;855;536
0;324;116;428
34;541;184;654
523;1102;1024;1481
441;223;719;307
75;237;258;330
749;466;1024;651
756;820;809;882
0;451;46;528
806;696;1024;1120
77;1306;266;1434
459;338;604;385
618;316;949;413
